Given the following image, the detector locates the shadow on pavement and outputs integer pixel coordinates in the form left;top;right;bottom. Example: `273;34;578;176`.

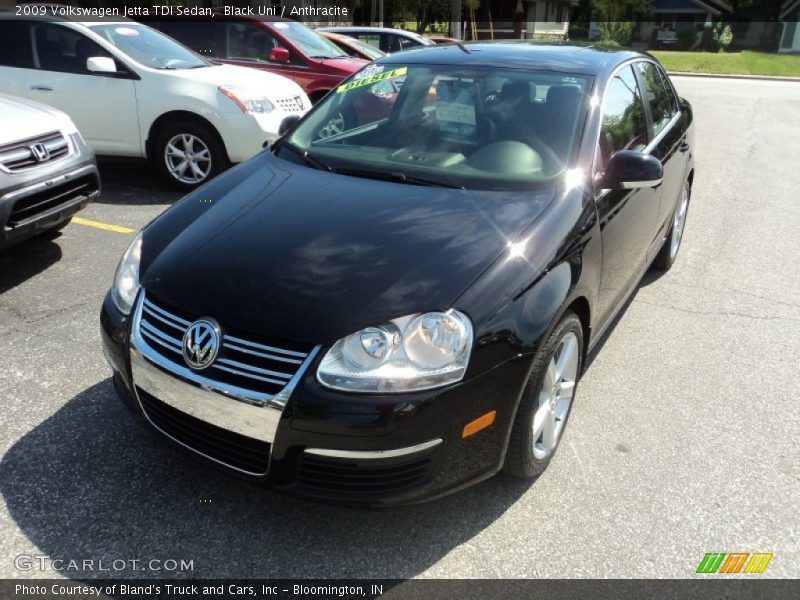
0;379;532;579
0;234;63;294
96;158;183;206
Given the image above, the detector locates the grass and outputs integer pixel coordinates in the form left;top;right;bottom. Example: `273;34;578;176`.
650;50;800;77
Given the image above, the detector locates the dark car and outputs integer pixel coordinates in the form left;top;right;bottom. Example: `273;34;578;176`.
0;93;99;251
101;43;694;506
320;31;386;61
148;16;368;104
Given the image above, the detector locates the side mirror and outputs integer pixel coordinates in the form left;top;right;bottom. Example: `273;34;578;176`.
269;47;291;63
278;114;301;137
86;56;117;74
601;150;663;190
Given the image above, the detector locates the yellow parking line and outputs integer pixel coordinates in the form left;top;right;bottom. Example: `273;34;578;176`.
72;216;135;234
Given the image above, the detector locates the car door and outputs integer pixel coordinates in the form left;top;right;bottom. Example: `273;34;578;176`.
593;64;661;328
20;22;141;156
0;21;35;98
634;60;688;257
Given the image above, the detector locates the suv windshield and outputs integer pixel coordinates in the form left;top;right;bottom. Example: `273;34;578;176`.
282;63;591;190
88;24;209;69
275;21;346;59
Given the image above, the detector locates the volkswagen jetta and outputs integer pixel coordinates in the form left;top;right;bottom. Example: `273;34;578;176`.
101;43;694;505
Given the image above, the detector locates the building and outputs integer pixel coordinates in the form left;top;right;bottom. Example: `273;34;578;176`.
473;0;580;40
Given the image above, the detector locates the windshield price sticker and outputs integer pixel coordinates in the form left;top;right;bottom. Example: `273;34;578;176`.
337;67;407;93
434;101;476;125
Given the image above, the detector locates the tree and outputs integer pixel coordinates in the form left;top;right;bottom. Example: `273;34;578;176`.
591;0;652;46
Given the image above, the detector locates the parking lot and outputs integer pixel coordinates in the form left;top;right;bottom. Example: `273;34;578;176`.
0;76;798;580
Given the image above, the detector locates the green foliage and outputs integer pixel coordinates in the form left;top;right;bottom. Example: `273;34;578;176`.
598;21;634;46
710;23;734;52
677;27;698;50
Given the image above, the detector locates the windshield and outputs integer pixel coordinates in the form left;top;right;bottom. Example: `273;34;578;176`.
341;36;384;59
275;21;346;59
88;24;208;69
282;63;591;190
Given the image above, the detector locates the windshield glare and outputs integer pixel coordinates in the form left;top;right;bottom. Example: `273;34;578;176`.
284;64;591;190
276;22;346;58
88;24;208;69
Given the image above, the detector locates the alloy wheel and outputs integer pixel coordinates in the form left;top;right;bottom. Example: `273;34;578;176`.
670;186;690;260
532;331;579;460
164;133;212;185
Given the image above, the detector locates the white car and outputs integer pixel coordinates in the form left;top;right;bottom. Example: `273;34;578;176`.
0;15;310;189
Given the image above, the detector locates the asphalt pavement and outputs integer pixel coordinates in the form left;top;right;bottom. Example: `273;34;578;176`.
0;76;797;581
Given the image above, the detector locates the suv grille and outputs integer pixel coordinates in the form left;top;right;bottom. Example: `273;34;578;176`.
137;387;271;474
138;293;313;396
0;132;71;172
274;96;306;113
7;173;98;227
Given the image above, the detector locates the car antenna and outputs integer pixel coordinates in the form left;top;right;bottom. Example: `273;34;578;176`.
455;39;471;54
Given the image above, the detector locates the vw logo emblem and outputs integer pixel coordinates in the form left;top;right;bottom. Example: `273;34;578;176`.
182;319;221;370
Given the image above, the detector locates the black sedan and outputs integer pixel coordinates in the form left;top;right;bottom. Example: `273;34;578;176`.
101;43;694;505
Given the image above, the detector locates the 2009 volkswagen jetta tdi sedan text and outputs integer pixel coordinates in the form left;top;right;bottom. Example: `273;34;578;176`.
101;43;694;505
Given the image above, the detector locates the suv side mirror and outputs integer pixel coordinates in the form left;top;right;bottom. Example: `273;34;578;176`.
278;114;301;137
86;56;117;74
601;150;663;190
269;47;291;63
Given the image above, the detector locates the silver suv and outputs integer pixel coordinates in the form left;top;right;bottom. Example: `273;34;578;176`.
0;93;99;250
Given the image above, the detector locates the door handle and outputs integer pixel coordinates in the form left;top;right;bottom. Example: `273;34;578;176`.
679;140;690;153
29;83;53;91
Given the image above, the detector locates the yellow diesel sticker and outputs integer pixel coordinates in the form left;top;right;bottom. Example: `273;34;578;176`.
336;67;407;93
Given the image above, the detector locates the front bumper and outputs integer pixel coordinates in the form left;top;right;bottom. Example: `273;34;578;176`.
101;291;531;506
0;136;99;250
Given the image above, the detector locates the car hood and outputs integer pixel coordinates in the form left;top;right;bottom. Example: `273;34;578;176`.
141;153;556;345
311;56;369;74
0;93;75;144
164;63;306;98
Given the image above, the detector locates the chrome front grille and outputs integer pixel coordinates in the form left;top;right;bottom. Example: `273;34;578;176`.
274;96;306;113
0;132;71;172
137;293;313;397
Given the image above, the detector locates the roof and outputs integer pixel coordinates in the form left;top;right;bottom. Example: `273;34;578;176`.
373;42;645;78
318;26;430;40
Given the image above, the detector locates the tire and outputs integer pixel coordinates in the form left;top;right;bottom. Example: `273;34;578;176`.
504;312;584;479
154;120;228;191
653;179;691;271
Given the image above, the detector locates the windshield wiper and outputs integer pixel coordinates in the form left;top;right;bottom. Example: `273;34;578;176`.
336;168;465;190
309;54;349;59
277;140;333;172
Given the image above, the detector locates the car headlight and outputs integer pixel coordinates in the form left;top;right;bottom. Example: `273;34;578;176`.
317;310;473;393
219;85;274;114
111;232;142;315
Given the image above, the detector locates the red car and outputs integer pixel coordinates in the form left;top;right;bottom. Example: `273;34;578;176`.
149;16;368;103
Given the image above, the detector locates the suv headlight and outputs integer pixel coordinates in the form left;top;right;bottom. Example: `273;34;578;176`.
111;232;142;315
317;310;473;393
219;85;274;114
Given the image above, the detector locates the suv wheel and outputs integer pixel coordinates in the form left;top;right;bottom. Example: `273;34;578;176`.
155;121;228;191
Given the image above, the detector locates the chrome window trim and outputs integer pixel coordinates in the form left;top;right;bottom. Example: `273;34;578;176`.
304;438;443;460
591;58;682;178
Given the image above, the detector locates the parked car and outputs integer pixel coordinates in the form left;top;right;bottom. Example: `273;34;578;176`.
0;93;99;251
149;16;368;104
102;43;694;506
427;36;459;44
0;16;310;190
320;31;386;61
317;26;435;54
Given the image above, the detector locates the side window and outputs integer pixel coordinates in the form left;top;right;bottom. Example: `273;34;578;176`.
598;65;648;172
636;61;676;137
398;36;418;50
355;33;381;49
159;21;221;58
0;21;34;68
226;24;290;64
32;24;111;74
384;34;402;54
